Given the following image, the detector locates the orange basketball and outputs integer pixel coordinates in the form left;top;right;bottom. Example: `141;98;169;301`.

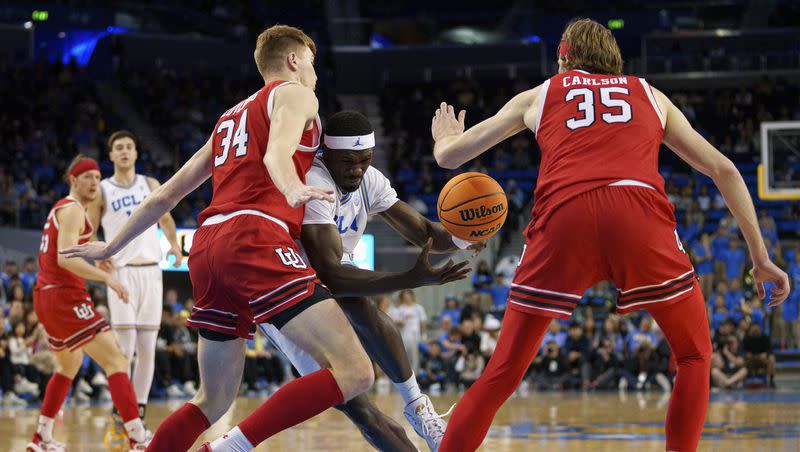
437;172;508;241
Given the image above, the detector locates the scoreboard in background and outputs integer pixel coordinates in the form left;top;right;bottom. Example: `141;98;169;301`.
157;229;375;272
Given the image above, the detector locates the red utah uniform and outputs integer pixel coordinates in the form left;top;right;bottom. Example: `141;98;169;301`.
34;197;110;351
187;80;327;339
509;69;697;319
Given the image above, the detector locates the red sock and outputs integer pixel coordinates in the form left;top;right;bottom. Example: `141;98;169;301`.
440;309;550;452
647;285;711;452
41;372;72;418
147;402;210;452
107;372;140;423
239;368;344;446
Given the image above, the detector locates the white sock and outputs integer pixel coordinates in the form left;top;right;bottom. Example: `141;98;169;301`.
210;426;254;452
124;417;146;443
37;415;55;442
394;372;423;404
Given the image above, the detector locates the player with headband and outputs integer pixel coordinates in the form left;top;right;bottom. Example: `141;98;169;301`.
218;110;482;451
27;155;151;451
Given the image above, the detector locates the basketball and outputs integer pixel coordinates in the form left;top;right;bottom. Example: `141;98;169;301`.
437;172;508;241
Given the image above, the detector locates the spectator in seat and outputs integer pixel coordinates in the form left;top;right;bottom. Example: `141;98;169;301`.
8;321;40;398
20;257;37;295
710;296;729;331
455;353;485;389
418;341;448;393
540;319;568;353
742;323;776;387
564;321;591;388
471;260;493;294
479;315;500;361
534;341;569;390
459;319;481;356
723;237;747;282
691;233;714;299
588;338;622;390
488;274;509;314
711;335;748;389
243;329;284;395
440;294;461;325
459;292;485;323
620;342;671;392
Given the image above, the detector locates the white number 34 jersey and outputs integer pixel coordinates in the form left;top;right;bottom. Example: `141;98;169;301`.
302;157;398;262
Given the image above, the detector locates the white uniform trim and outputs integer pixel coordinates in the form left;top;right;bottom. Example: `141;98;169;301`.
201;209;289;234
266;81;321;152
619;269;695;295
510;283;582;300
618;286;695;310
609;179;656;190
248;274;317;305
534;79;551;137
508;300;572;317
639;78;665;128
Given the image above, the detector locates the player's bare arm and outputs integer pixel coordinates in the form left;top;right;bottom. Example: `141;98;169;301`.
60;136;214;261
55;203;128;303
432;86;540;169
300;223;471;297
147;176;183;267
654;87;790;306
379;200;486;255
265;83;334;207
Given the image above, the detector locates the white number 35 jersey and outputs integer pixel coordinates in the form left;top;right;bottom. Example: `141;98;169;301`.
302;157;398;262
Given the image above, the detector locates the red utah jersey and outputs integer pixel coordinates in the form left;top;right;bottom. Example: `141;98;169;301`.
529;69;667;231
198;80;322;238
36;197;94;290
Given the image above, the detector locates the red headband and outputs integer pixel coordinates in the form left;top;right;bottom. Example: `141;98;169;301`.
558;40;572;59
69;158;100;177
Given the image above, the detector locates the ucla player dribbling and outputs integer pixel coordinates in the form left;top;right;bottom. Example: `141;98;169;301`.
86;130;183;443
262;111;483;451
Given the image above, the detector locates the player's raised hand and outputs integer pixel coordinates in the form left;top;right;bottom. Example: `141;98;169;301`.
408;238;472;287
167;244;183;268
60;241;113;261
751;260;791;308
432;102;466;142
285;184;335;208
105;276;130;304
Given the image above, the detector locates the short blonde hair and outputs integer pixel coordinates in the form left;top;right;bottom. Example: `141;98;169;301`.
254;25;316;78
559;19;623;75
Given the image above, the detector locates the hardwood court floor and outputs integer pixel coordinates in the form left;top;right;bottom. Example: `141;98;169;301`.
2;390;799;451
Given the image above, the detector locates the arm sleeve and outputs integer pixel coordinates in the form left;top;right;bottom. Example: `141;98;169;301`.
302;167;337;225
364;166;398;214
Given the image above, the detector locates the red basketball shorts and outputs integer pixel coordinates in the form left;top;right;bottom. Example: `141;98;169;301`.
509;184;697;319
187;212;326;339
33;287;110;351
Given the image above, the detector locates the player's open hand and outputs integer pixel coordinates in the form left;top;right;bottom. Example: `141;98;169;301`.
105;276;130;304
167;244;183;268
286;184;335;208
751;260;791;307
60;241;113;261
432;102;466;142
409;238;472;287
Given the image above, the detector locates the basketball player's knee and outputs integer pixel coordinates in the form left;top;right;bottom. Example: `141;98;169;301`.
192;385;235;423
338;355;374;400
99;348;131;375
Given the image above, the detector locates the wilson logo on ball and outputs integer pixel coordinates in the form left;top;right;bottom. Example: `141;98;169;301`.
458;203;505;222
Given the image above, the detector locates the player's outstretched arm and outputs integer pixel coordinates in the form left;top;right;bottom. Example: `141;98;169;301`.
379;200;486;255
60;137;214;261
264;84;334;208
654;87;790;306
432;87;540;169
55;204;129;303
147;177;183;267
300;224;471;297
